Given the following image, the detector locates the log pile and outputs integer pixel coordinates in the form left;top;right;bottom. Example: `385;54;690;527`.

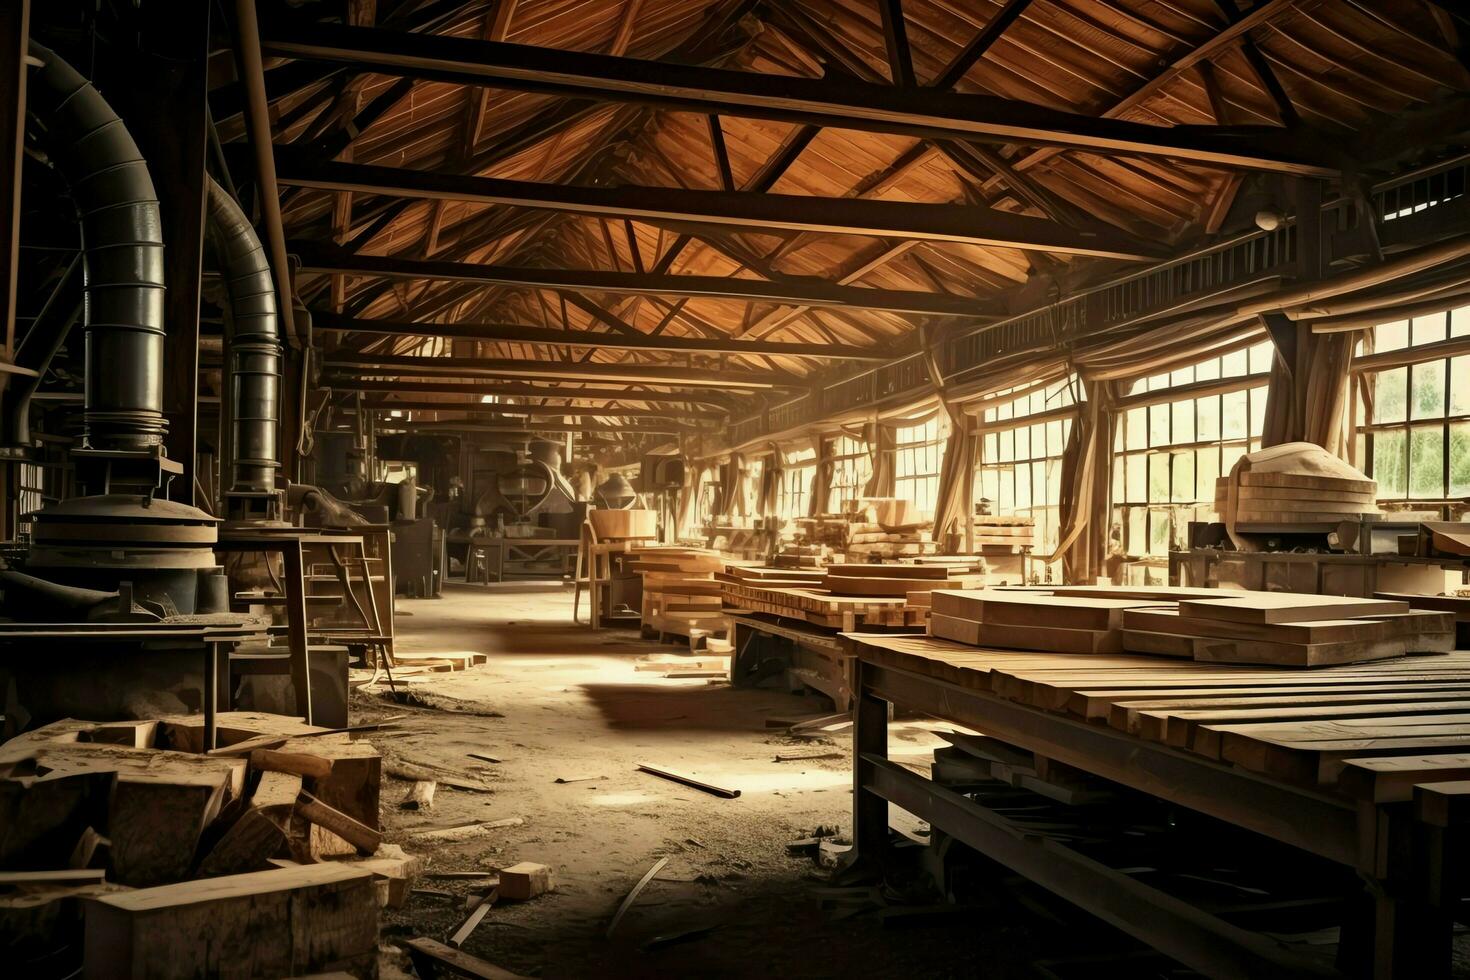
0;712;409;978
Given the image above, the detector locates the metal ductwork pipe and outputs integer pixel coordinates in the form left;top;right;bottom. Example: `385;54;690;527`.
206;177;281;498
27;42;167;452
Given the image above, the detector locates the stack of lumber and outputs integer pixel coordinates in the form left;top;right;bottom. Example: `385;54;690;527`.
630;548;729;641
1123;593;1455;666
717;565;827;590
927;587;1455;667
1215;442;1377;539
846;522;937;561
0;713;412;977
1378;591;1470;647
824;564;983;619
855;632;1470;791
720;567;923;630
971;515;1035;552
773;543;829;568
1407;522;1470;558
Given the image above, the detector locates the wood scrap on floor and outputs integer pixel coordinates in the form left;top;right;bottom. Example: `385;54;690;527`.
404;936;530;979
606;856;669;938
635;764;741;798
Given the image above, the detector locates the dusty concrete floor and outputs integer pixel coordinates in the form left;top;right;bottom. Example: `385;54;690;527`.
359;582;1057;979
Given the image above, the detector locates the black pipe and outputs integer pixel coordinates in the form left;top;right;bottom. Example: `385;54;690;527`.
206;178;281;496
26;42;167;452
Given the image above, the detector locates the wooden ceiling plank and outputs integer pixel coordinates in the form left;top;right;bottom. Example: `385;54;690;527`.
261;18;1339;174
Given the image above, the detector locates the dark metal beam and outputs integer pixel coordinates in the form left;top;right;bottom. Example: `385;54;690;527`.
360;401;720;422
324;377;742;408
261;22;1341;175
277;156;1160;260
325;352;796;388
373;419;690;435
295;242;1003;317
311;311;889;360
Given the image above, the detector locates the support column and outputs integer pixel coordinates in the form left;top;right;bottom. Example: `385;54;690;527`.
0;1;29;539
101;1;212;504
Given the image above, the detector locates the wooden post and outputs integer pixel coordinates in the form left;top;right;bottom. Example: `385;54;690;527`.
101;0;211;504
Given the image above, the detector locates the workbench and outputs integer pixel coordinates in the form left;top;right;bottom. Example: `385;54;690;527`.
729;612;853;708
843;632;1470;978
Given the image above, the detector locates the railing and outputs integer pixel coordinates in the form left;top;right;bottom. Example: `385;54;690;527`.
718;157;1466;453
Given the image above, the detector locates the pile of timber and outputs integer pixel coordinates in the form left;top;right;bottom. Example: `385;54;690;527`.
720;565;922;630
792;515;850;552
930;587;1454;666
0;712;409;977
773;543;829;569
971;515;1035;552
1215;441;1378;533
629;547;729;642
846;523;937;561
824;564;983;620
1378;591;1470;646
857;633;1470;792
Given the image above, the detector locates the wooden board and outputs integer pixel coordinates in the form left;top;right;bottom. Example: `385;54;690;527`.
932;590;1165;632
1172;594;1412;626
1236;471;1375;493
83;864;378;978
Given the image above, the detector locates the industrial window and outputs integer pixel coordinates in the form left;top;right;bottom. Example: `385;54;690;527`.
826;435;872;513
974;377;1080;579
894;417;946;518
1354;306;1470;503
1112;341;1273;578
777;446;817;520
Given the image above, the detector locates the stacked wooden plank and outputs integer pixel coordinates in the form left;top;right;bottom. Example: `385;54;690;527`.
971;515;1035;552
0;713;414;976
629;548;729;641
852;633;1470;793
930;590;1168;654
823;565;984;622
1378;591;1470;647
1122;593;1454;666
846;522;937;561
929;587;1454;667
792;515;849;553
1215;442;1377;534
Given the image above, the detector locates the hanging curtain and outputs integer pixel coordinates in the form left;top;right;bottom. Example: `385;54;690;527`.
929;406;976;549
1260;313;1361;458
675;462;702;540
713;453;746;519
1046;378;1117;584
862;422;896;498
807;435;833;518
757;444;783;518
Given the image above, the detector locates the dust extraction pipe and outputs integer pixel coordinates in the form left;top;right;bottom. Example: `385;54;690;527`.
206;178;281;498
27;41;167;452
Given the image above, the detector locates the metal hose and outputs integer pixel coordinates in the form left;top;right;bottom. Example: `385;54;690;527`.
206;177;281;496
26;42;167;451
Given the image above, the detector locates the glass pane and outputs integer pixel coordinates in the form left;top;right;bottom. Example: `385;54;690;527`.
1172;399;1195;444
1112;456;1124;504
1377;319;1408;352
1222;443;1247;476
1015;458;1032;509
1450;356;1470;417
1196;356;1220;382
1373;429;1407;498
1374;367;1408;424
1222;348;1247;377
998;470;1014;512
1171;450;1196;502
1046;419;1064;455
1452;305;1470;338
980;468;998;507
1127;507;1146;554
1249;386;1269;437
1148;453;1170;502
1451;421;1470;497
1408;425;1444;499
1197;394;1221;441
1197;447;1221;506
1014;425;1031;461
1126;453;1146;503
1149;404;1171;447
1248;341;1274;375
1222;390;1247;438
983;432;997;463
1412;312;1447;346
1148;510;1171;556
1170;366;1194;387
1410;361;1446;419
1126;406;1146;449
